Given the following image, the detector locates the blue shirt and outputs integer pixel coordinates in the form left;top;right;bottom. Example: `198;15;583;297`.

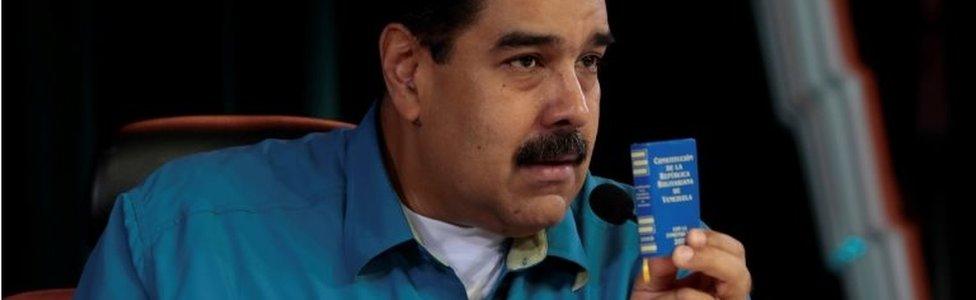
75;104;645;299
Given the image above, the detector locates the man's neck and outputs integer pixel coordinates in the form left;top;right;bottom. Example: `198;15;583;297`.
378;100;472;228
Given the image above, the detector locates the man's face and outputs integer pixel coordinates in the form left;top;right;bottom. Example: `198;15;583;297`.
413;0;610;236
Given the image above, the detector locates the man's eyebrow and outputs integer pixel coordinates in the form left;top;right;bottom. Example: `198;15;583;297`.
589;31;615;47
492;31;561;51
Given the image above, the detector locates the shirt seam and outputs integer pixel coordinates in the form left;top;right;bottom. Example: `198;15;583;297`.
139;200;325;262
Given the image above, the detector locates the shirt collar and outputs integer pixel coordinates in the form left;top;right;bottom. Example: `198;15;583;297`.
506;174;594;291
546;183;591;272
342;103;415;277
342;102;592;288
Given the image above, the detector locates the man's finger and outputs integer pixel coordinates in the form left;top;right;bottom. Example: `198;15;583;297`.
673;272;715;292
686;229;746;259
672;245;751;297
658;288;717;300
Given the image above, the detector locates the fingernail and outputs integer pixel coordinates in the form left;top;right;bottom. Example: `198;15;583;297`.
674;246;694;264
689;229;706;247
642;259;650;283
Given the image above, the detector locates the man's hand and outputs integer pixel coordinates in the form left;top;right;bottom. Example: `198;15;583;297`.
630;229;752;300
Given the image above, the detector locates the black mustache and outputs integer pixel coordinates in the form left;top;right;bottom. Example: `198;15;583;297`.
515;130;588;166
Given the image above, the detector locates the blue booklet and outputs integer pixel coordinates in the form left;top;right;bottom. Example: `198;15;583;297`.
630;138;702;258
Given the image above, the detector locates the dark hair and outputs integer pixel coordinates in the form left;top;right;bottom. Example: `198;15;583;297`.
387;0;485;63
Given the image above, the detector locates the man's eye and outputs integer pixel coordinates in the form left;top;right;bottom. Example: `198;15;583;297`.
577;55;602;73
506;55;542;71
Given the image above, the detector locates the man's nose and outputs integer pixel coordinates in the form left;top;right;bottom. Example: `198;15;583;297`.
540;67;590;129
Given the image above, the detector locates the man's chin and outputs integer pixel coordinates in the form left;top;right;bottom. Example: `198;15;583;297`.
499;194;571;237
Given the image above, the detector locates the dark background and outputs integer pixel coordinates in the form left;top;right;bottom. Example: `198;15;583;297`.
3;0;964;298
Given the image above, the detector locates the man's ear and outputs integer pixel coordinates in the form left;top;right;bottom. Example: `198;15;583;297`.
379;23;422;123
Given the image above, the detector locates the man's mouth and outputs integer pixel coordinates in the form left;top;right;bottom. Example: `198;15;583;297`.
517;161;578;183
520;154;584;167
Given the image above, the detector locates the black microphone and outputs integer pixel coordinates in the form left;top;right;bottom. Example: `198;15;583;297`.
589;183;636;225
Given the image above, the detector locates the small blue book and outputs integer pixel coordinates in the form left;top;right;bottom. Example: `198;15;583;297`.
630;138;702;258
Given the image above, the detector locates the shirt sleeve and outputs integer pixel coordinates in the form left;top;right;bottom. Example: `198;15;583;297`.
74;194;150;299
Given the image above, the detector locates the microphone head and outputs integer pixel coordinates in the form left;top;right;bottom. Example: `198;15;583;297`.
589;183;635;225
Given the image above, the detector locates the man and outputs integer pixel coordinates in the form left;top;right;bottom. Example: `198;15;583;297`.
76;0;751;299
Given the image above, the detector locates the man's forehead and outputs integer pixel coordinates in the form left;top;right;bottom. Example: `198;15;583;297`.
471;0;610;47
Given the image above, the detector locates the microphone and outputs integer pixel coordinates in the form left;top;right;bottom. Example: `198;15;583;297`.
589;183;650;283
589;183;636;225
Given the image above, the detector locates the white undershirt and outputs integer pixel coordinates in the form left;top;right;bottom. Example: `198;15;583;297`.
400;205;507;300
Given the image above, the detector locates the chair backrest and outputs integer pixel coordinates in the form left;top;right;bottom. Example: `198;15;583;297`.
5;288;74;300
89;115;355;241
